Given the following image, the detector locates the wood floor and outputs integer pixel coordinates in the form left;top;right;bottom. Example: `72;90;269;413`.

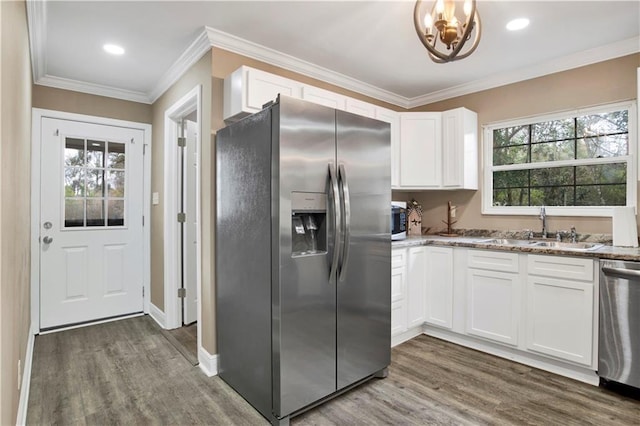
27;316;639;425
161;322;198;365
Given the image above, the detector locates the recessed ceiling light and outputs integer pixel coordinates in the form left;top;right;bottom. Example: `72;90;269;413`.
103;44;125;55
506;18;530;31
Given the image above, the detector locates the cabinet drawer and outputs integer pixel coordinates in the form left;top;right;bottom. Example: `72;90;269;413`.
468;250;519;273
527;255;594;282
392;249;406;268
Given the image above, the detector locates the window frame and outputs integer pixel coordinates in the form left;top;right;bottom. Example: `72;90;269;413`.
482;101;637;217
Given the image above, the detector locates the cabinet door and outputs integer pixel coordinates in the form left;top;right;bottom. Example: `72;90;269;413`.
525;276;593;365
407;247;427;329
246;68;302;111
346;98;375;118
425;247;453;329
301;86;347;110
441;108;477;189
391;267;407;336
399;113;441;187
466;268;519;346
375;107;400;188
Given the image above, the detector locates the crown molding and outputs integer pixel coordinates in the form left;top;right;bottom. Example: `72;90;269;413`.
36;74;151;104
407;36;640;108
147;29;212;103
204;26;410;108
26;0;47;81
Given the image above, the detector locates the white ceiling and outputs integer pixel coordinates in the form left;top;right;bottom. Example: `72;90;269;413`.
28;1;640;107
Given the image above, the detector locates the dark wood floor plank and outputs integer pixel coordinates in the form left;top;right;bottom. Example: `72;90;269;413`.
27;317;639;425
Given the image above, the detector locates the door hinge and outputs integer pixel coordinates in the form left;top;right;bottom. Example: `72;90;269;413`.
142;216;145;226
177;212;186;223
143;144;147;155
177;137;186;147
142;287;145;297
178;288;186;298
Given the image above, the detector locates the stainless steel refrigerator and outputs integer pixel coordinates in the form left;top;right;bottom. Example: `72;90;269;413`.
216;95;391;425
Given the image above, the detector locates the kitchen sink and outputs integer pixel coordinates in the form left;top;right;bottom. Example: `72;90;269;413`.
532;241;604;251
477;238;604;251
479;238;538;246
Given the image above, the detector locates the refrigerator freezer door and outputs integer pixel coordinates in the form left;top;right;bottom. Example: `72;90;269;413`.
273;97;338;417
336;110;391;389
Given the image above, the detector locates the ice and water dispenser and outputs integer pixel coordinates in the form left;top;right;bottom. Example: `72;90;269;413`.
291;192;327;257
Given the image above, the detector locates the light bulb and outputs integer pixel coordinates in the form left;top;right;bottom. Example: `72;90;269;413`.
424;13;433;29
436;0;445;14
463;0;472;16
450;16;459;27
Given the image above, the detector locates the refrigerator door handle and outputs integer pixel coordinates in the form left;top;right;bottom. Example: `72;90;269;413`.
329;163;341;279
338;164;351;282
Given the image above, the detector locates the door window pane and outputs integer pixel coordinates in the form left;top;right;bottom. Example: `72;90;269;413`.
65;138;85;166
87;140;105;168
107;142;126;169
108;200;124;226
86;170;104;197
64;167;85;197
86;199;105;227
65;199;84;227
106;171;125;197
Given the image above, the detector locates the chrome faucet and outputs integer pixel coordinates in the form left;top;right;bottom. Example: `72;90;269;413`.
539;206;547;239
570;226;577;243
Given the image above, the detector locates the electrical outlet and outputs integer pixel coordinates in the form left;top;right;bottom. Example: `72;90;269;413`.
451;205;457;218
17;359;21;390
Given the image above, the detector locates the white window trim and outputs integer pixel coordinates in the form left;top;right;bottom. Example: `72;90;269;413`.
482;100;637;217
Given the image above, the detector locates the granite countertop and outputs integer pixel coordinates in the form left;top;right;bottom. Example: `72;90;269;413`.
392;235;640;262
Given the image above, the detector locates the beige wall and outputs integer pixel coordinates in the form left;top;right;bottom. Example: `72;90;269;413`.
150;51;215;352
0;0;32;423
398;54;640;236
33;85;152;124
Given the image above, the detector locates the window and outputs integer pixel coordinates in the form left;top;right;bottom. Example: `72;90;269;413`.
483;102;636;216
64;137;126;227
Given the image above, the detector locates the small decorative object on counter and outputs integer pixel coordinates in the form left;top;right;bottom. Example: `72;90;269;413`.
407;199;423;236
440;201;458;237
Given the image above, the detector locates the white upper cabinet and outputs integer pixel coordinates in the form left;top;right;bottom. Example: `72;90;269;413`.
223;66;303;122
375;107;400;188
301;86;347;110
223;67;478;191
397;109;478;190
399;113;442;188
346;98;376;118
441;107;478;189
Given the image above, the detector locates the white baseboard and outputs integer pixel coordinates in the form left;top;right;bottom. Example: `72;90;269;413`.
391;326;423;348
149;303;166;329
16;323;37;426
422;326;599;386
198;346;218;377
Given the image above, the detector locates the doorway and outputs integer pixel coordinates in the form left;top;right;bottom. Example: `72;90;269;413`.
162;85;202;365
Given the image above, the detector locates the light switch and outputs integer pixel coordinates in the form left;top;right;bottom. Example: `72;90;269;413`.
152;192;160;205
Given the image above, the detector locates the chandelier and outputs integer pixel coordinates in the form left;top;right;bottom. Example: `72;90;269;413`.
413;0;482;63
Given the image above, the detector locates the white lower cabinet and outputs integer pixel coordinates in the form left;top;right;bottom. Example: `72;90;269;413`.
466;250;519;346
424;246;453;329
525;255;595;366
407;246;427;329
466;267;519;346
391;249;407;336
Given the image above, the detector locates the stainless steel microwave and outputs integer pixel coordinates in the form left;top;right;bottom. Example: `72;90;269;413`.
391;201;407;240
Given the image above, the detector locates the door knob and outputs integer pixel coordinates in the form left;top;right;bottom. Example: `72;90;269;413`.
42;236;53;244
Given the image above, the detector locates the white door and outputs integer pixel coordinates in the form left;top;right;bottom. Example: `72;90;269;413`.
182;119;198;325
40;118;144;329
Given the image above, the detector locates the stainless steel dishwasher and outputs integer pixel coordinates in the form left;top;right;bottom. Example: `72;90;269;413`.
599;260;640;389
